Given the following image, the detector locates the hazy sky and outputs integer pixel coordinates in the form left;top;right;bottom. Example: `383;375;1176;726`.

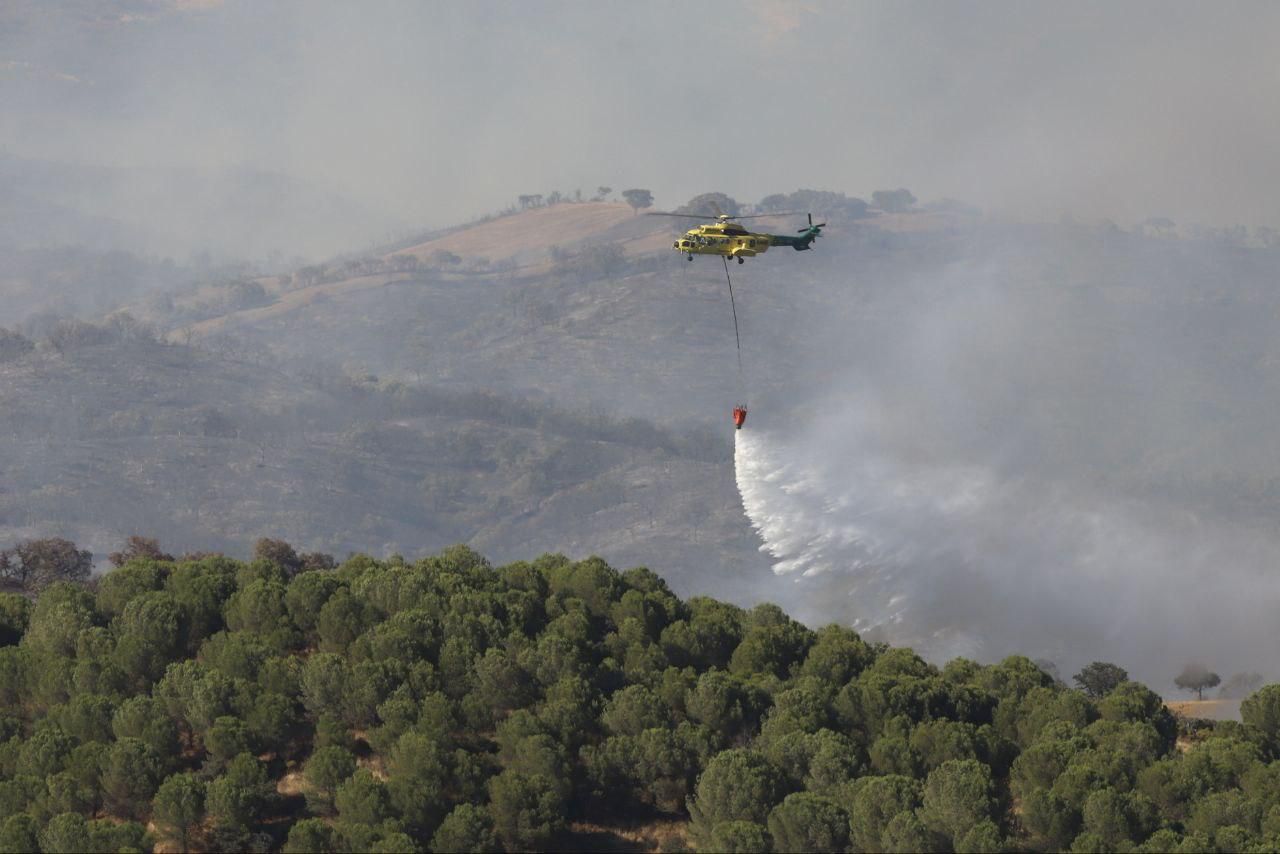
4;0;1280;237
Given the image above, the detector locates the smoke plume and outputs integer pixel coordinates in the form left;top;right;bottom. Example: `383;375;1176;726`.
734;229;1280;689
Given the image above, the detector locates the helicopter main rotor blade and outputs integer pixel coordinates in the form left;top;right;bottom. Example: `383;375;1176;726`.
729;212;805;219
645;212;722;219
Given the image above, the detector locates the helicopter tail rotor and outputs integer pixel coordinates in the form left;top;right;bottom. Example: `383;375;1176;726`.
796;213;827;233
794;213;826;249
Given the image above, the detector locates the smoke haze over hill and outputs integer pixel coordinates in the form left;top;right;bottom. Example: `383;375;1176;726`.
5;1;1280;259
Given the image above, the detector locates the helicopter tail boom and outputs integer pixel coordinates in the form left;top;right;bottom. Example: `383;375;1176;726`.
768;230;819;250
767;213;825;250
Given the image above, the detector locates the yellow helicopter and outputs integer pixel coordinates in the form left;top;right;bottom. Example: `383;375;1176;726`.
648;210;826;264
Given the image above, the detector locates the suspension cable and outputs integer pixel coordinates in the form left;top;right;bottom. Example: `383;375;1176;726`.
722;256;743;376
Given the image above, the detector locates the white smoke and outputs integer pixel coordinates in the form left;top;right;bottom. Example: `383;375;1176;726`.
735;416;1280;686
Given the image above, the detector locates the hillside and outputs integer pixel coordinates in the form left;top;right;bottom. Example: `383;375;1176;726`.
0;338;768;594
125;198;1280;517
133;200;887;423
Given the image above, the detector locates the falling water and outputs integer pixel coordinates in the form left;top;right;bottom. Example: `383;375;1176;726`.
733;420;1280;685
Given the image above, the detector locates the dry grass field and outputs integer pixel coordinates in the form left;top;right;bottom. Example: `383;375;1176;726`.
1166;699;1243;721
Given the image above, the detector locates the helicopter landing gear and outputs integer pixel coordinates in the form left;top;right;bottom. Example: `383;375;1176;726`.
687;254;694;262
737;256;744;265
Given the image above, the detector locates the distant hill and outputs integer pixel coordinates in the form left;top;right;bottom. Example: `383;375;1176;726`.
132;199;890;424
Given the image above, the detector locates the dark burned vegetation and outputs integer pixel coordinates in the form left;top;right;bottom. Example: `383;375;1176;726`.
0;330;747;580
1;542;1280;852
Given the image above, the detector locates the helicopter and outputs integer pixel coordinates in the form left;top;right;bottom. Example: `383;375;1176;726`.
643;208;828;431
647;210;826;264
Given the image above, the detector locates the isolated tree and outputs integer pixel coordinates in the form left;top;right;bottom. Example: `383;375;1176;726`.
227;280;271;310
621;188;654;213
1074;661;1130;698
757;193;790;213
678;192;741;218
872;188;917;213
595;185;613;201
1175;664;1222;700
769;189;870;219
0;538;92;591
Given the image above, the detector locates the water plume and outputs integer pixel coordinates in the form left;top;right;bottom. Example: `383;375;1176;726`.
734;414;1280;687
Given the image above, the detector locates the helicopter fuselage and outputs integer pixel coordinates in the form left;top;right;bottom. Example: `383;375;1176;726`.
673;223;772;260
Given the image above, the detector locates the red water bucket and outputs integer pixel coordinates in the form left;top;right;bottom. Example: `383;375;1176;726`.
732;406;748;430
